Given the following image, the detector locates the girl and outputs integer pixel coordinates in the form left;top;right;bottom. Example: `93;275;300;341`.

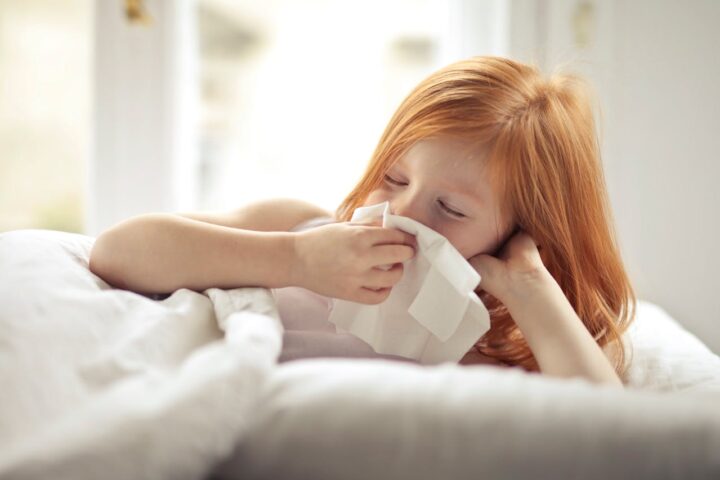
90;56;635;387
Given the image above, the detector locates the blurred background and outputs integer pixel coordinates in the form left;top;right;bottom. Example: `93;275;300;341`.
0;0;718;353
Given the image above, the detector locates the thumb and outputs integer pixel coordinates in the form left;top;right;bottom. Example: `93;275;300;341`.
349;216;383;226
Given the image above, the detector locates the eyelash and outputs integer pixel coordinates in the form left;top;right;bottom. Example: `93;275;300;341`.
383;175;466;218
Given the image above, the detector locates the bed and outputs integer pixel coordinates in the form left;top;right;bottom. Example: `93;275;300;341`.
0;228;718;480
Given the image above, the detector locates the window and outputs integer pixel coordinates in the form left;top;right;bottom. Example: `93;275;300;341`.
196;0;446;213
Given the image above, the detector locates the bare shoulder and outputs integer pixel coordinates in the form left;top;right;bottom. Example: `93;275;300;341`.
176;198;334;232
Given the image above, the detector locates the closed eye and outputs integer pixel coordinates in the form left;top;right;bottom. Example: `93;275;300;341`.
384;175;466;218
383;174;406;186
439;201;465;218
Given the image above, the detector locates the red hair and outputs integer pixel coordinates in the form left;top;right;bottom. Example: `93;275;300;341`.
335;56;636;377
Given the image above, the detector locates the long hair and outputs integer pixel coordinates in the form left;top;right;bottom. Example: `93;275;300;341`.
335;56;636;377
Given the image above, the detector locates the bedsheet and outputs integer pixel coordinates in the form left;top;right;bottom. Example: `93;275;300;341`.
0;230;282;479
1;229;719;480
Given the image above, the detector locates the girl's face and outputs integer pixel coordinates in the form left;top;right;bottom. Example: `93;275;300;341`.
363;137;515;259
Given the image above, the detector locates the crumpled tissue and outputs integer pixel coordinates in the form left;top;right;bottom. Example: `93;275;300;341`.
327;201;491;365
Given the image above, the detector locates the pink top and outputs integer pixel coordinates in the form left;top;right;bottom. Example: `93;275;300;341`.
271;216;417;364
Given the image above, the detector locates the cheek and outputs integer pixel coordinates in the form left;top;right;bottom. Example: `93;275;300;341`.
447;226;500;259
445;233;475;259
363;190;388;206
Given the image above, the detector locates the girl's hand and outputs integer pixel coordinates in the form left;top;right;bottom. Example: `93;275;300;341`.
468;230;554;306
291;218;417;304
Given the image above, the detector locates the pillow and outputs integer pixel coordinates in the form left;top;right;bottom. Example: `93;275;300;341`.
622;301;720;394
211;266;720;480
213;358;720;480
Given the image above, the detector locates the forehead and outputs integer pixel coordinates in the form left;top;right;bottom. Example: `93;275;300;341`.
394;138;491;198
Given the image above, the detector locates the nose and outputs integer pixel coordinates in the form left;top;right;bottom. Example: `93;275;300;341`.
390;197;409;217
389;192;427;226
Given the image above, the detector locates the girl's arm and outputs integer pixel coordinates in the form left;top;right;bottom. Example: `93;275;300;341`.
502;271;623;387
470;232;623;387
88;199;315;294
89;198;416;302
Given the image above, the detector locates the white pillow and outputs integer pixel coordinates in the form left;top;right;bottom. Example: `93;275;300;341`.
622;301;720;394
212;303;720;480
214;358;720;480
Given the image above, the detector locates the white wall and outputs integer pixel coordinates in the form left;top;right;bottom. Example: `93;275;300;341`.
606;0;720;354
507;0;720;353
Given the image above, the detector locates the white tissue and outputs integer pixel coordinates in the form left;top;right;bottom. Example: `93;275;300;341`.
327;201;491;365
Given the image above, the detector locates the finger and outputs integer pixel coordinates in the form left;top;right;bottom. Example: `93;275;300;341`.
366;262;404;288
357;286;392;305
347;219;418;250
504;230;541;261
371;244;415;265
348;216;382;226
468;253;502;285
369;227;418;250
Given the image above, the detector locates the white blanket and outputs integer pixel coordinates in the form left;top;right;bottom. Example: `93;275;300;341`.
0;230;282;479
1;229;720;480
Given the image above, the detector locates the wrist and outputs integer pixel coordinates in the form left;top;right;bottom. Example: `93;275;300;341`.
286;231;305;288
500;267;559;309
252;230;300;289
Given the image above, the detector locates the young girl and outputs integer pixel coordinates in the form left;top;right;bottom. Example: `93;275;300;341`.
90;56;635;387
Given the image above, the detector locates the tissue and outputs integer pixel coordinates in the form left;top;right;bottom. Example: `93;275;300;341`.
327;201;491;365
